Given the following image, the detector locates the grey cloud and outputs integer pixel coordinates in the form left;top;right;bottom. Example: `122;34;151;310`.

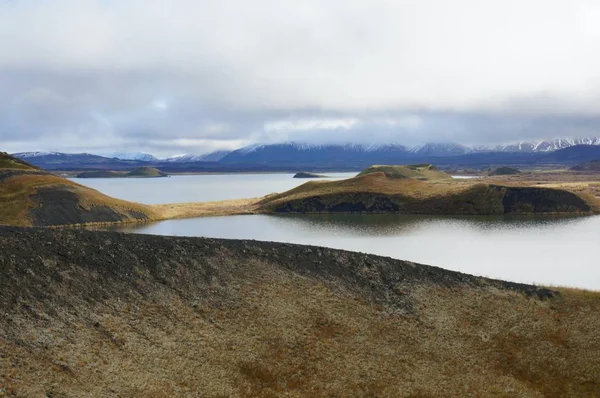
2;0;600;155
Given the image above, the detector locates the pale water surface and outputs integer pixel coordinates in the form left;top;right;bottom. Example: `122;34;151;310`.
75;174;600;290
70;172;357;204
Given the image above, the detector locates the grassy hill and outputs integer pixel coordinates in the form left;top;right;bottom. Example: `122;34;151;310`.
293;172;328;178
0;153;156;227
357;164;451;180
76;167;168;178
571;160;600;172
259;172;597;215
0;152;40;171
0;227;598;396
490;166;522;176
76;170;125;178
125;166;168;178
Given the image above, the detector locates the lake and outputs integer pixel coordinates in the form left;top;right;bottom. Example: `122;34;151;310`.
74;174;600;290
70;173;357;204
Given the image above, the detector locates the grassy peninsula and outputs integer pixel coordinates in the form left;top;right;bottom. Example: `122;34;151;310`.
259;170;598;215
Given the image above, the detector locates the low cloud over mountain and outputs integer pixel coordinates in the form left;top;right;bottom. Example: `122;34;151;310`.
3;1;600;156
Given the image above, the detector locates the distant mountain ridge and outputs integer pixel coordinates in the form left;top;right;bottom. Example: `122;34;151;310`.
103;152;159;162
11;136;600;171
474;137;600;153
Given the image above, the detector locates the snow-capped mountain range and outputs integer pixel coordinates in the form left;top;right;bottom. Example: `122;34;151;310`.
103;152;159;162
12;136;600;170
164;151;231;162
474;137;600;153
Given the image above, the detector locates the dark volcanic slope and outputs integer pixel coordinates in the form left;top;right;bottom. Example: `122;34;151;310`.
1;228;599;397
0;152;155;227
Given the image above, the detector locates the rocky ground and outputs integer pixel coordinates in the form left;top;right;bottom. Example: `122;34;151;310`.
1;227;599;397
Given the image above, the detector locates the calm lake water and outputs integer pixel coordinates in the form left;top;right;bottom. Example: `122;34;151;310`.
70;173;357;204
75;174;600;290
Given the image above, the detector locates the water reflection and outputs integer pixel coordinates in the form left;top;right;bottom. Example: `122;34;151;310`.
105;213;600;290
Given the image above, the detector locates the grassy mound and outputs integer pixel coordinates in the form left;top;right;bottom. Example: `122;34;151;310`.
1;227;598;396
76;167;167;178
490;166;522;176
357;164;451;180
0;152;40;171
0;153;156;227
76;170;124;178
259;172;596;215
571;160;600;172
293;172;327;178
126;166;168;178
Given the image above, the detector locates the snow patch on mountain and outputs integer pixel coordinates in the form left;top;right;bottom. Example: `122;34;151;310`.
105;152;158;161
409;142;471;156
13;151;60;158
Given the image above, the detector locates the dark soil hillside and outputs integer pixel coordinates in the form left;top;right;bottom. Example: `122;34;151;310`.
1;228;598;397
489;166;521;176
0;153;155;226
260;173;595;215
571;160;600;172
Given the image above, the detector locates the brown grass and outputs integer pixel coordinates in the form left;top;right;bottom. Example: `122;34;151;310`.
0;173;158;226
152;197;260;219
1;230;599;397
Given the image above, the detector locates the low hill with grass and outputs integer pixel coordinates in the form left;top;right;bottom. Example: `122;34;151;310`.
571;160;600;172
0;152;40;171
357;164;451;180
125;166;168;178
490;166;522;176
259;172;597;215
293;172;328;178
1;227;598;396
76;170;125;178
0;153;156;227
76;167;168;178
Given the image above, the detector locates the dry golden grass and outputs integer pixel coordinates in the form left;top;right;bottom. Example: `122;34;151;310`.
152;197;261;220
0;173;158;227
261;172;466;205
1;229;599;397
259;171;600;214
357;164;452;180
0;152;39;171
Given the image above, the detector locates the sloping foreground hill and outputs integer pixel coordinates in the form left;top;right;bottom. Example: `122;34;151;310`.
0;152;156;226
0;228;599;397
0;152;41;171
259;172;598;214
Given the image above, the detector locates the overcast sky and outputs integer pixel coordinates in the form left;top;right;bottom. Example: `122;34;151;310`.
2;0;600;156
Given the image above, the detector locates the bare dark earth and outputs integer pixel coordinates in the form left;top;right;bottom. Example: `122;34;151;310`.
3;228;599;397
271;185;592;214
29;187;149;226
0;227;553;320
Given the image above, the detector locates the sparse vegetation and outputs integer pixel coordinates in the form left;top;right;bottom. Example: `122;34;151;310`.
0;153;158;226
76;167;168;178
293;172;328;178
357;164;451;180
259;172;598;215
489;166;522;176
125;167;168;178
571;160;600;172
0;228;598;397
76;170;125;178
0;152;39;171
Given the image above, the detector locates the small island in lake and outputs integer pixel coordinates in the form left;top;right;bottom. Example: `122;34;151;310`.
77;167;168;179
293;172;328;178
